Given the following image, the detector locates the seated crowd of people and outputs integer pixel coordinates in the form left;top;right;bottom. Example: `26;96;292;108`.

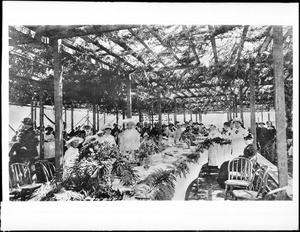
9;116;279;183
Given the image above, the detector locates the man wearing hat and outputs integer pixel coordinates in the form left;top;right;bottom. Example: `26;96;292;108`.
256;121;269;152
9;117;39;166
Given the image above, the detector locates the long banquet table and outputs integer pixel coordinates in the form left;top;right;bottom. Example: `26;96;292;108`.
112;142;209;200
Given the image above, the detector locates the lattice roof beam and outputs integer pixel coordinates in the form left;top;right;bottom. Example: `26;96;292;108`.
128;28;167;67
10;51;53;69
185;26;201;65
81;35;135;69
149;27;181;63
235;25;249;62
106;35;146;65
174;93;232;99
26;25;139;39
208;25;218;64
61;40;117;70
9;26;50;48
149;26;202;89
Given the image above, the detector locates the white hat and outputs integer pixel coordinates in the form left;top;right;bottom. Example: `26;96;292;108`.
232;117;242;124
96;130;104;135
65;136;84;146
122;118;136;126
102;123;113;130
83;135;99;145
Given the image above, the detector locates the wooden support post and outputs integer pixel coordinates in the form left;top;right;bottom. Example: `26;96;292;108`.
268;111;271;121
122;109;126;130
138;109;142;123
234;95;238;117
273;25;288;193
183;107;186;122
195;112;198;122
174;99;177;124
39;88;44;160
93;103;96;134
199;112;202;123
34;102;37;130
126;75;132;118
249;63;257;150
97;106;100;131
190;111;193;121
158;92;162;141
103;113;106;125
53;39;64;178
116;109;119;125
87;110;90;127
31;100;34;125
239;85;244;123
71;103;74;130
64;106;67;126
167;113;170;125
261;108;264;122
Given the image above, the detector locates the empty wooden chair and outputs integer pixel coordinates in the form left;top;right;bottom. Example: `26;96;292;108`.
232;165;270;200
34;160;56;182
10;163;42;200
224;157;253;200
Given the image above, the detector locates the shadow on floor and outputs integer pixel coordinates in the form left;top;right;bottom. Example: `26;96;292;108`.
185;163;235;201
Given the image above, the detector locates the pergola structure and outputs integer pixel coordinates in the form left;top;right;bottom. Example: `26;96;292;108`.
9;24;292;187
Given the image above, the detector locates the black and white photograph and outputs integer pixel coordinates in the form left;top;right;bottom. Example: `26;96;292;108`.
1;2;299;231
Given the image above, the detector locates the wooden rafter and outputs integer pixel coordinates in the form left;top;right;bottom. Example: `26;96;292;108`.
149;26;204;95
106;35;146;65
82;35;135;69
61;40;117;70
185;26;201;65
149;27;181;63
236;25;249;62
208;25;218;64
128;28;167;67
26;25;139;39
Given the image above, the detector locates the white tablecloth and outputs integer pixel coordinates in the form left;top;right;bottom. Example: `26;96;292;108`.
172;146;208;200
112;143;209;200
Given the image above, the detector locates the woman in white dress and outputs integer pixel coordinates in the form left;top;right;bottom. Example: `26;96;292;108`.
98;123;116;146
119;119;141;161
207;124;221;167
230;117;248;159
44;125;55;161
62;137;84;181
220;122;232;162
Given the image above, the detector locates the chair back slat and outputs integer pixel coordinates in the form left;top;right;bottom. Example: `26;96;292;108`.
10;163;33;188
34;160;56;182
227;157;253;182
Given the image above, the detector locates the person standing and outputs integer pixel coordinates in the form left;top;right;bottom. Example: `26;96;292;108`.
119;119;141;161
207;124;221;167
9;118;39;166
220;121;233;162
230;117;248;159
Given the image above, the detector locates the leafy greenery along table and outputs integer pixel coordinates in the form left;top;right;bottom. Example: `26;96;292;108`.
29;140;203;201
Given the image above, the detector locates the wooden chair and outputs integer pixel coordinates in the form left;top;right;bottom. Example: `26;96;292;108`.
232;165;270;200
9;163;42;200
224;157;253;200
263;186;290;200
34;160;56;182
